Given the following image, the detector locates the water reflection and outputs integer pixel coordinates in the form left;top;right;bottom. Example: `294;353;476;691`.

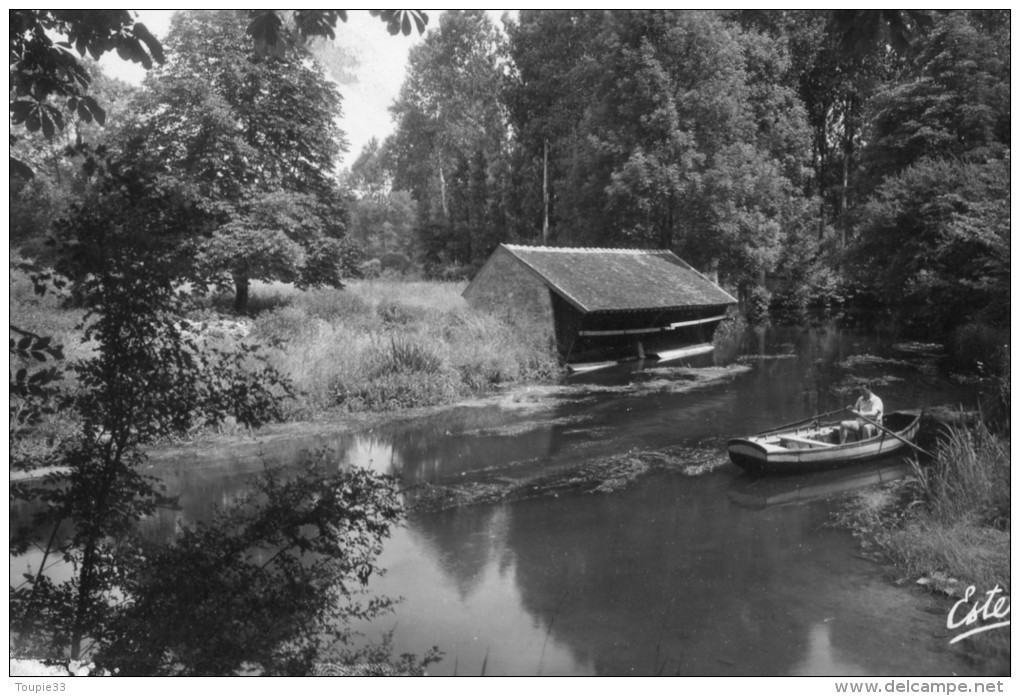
792;622;867;676
368;470;975;676
728;462;910;509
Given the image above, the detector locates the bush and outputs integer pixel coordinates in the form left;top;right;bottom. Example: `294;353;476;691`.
743;285;771;324
94;456;415;675
379;252;412;275
375;336;442;375
948;322;1009;374
359;258;382;279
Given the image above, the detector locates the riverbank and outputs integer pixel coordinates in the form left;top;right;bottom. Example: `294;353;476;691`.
9;275;563;464
204;279;562;417
835;416;1010;675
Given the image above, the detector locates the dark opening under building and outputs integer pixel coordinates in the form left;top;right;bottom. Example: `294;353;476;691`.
463;244;737;369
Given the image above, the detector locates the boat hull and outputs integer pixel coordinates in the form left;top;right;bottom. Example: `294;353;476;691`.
728;411;922;475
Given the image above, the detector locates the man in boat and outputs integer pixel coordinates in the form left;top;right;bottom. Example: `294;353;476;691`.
839;383;884;444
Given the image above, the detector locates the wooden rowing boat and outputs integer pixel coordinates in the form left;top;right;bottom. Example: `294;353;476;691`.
727;410;922;475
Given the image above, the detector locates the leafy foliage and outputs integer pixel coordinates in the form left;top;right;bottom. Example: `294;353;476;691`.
245;10;428;57
118;11;357;313
502;11;813;298
851;13;1009;334
9;328;65;438
9;10;162;144
344;138;419;264
10;158;293;663
858;11;1010;189
98;457;406;676
388;10;511;274
852;157;1009;332
10;8;437;675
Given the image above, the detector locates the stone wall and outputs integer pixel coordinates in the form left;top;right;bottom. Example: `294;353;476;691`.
463;248;555;343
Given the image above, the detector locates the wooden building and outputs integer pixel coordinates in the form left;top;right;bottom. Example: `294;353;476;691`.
463;245;737;369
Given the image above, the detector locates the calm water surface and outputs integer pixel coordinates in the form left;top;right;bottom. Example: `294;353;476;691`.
17;322;988;675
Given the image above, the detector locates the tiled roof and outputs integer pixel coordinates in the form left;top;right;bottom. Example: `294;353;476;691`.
501;245;737;312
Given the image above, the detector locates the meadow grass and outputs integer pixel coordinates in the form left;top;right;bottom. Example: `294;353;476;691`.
11;274;561;439
242;280;560;415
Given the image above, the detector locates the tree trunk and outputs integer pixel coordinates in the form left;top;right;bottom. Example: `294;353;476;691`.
438;165;448;218
542;139;550;245
70;543;98;660
840;148;849;248
660;195;675;249
839;95;857;249
234;274;250;315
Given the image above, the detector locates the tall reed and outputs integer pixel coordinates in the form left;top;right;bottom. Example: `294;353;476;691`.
910;422;1010;529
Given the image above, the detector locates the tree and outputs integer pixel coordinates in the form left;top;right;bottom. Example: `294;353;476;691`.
733;10;928;242
851;11;1010;333
9;10;162;166
388;10;511;275
116;11;354;314
11;10;431;312
97;458;413;675
505;11;602;244
11;154;291;664
852;157;1009;333
11;9;436;674
344;139;419;264
506;11;811;299
10;63;138;261
857;11;1009;190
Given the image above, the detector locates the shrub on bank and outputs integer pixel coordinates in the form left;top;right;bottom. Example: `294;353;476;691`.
948;322;1009;374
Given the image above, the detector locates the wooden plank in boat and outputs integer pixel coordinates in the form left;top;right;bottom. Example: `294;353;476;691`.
779;435;834;449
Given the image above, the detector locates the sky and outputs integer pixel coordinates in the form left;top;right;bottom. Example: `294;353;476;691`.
98;10;504;170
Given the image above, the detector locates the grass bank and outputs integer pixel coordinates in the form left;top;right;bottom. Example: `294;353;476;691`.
11;273;562;427
838;412;1010;672
230;280;560;418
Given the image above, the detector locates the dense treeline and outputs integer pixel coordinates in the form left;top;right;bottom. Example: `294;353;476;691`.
375;9;1009;340
10;9;1010;335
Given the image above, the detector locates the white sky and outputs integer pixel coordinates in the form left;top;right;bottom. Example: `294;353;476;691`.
98;10;507;169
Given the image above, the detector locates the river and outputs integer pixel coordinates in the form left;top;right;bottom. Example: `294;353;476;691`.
14;320;989;675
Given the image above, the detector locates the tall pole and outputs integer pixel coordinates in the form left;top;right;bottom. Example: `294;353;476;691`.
542;139;550;245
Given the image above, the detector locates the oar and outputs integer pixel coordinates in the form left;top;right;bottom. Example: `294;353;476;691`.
853;411;935;459
752;408;850;437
